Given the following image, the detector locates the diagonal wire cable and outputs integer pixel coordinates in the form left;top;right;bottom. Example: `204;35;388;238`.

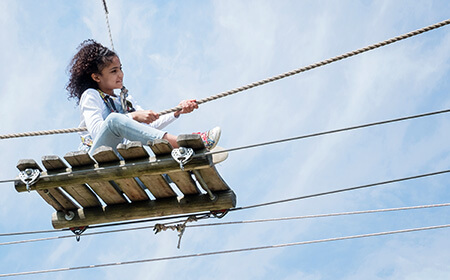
203;108;450;157
0;224;448;277
2;107;450;185
232;169;450;211
0;18;449;140
191;202;450;228
3;164;450;235
3;159;450;238
0;212;209;237
1;202;448;247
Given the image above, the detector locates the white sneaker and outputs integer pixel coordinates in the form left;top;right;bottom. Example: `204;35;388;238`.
195;127;221;150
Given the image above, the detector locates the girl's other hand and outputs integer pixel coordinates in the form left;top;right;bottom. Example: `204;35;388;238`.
174;99;198;117
130;110;160;124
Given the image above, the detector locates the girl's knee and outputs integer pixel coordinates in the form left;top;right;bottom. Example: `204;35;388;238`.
102;113;128;136
104;113;125;127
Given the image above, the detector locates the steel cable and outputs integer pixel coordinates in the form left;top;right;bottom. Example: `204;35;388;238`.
1;202;448;247
0;224;448;277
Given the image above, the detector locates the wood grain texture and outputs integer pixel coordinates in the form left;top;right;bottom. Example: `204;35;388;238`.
138;174;176;198
42;155;101;208
52;190;237;229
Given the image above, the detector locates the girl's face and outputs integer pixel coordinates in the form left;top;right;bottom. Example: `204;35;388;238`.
91;56;123;95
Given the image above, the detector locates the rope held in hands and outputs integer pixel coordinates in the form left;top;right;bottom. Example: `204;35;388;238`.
1;18;449;140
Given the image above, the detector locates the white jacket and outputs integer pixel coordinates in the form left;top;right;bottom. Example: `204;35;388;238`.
78;88;176;148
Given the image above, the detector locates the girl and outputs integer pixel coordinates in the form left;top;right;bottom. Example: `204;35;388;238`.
66;39;220;154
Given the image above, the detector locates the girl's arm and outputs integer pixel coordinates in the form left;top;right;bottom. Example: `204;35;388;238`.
129;110;177;130
129;110;160;124
174;99;198;117
79;89;107;140
128;98;197;125
128;99;197;123
126;95;197;130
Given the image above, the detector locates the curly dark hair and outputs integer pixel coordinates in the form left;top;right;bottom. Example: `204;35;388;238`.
66;39;117;103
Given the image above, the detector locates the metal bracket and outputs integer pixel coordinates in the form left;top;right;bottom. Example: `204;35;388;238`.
65;211;75;221
43;190;76;220
70;226;88;242
171;147;194;170
211;209;229;219
120;86;129;113
192;170;216;201
18;168;41;192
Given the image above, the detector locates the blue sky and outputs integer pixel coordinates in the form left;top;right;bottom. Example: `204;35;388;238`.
0;0;449;279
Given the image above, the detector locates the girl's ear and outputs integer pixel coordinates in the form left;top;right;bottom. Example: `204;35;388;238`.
91;73;101;83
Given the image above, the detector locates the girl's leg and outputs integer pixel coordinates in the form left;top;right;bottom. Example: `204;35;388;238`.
162;134;179;148
90;113;177;154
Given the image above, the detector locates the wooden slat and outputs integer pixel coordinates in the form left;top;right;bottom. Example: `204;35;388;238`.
114;177;149;202
36;189;79;211
138;174;176;198
167;172;199;195
177;134;229;165
89;146;128;205
41;155;68;172
42;155;101;208
149;139;173;155
63;150;96;170
63;151;105;207
36;190;65;211
173;136;229;193
16;159;43;172
92;146;122;166
115;142;152;201
15;155;212;192
196;166;230;191
117;141;150;161
177;134;205;150
87;181;126;204
52;190;237;229
15;159;78;210
150;139;200;195
97;145;150;202
62;185;101;208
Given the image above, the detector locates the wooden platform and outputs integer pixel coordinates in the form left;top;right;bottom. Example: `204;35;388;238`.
15;135;236;229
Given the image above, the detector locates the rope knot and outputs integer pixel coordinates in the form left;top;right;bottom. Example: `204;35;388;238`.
153;215;200;249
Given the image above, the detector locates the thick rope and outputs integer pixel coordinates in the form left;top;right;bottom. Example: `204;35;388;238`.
1;108;450;185
158;18;450;115
0;127;86;140
0;18;449;140
1;224;448;277
102;0;115;51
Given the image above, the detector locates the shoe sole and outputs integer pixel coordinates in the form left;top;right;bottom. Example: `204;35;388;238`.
211;146;228;164
208;127;221;150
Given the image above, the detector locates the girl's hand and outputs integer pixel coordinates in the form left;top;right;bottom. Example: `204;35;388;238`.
174;99;198;117
130;110;160;124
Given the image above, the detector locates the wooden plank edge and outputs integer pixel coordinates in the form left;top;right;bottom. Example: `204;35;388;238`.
51;190;237;229
16;156;213;193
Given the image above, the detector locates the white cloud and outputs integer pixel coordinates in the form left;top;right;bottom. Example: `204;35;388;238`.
347;233;450;280
0;0;449;279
